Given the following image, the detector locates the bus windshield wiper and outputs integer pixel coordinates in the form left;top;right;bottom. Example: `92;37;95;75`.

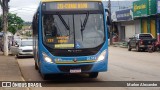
58;13;70;30
80;12;89;41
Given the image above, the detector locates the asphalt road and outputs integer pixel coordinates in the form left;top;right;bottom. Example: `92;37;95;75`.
16;46;160;90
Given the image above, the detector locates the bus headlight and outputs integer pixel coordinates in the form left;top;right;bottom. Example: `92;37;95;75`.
42;52;53;63
97;50;107;61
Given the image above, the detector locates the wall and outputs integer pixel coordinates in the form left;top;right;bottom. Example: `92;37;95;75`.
141;18;157;38
125;25;135;40
135;20;141;34
117;21;136;41
150;19;156;38
142;19;148;33
157;18;160;41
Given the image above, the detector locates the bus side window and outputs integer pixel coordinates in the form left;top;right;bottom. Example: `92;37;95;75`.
32;16;36;35
32;12;39;37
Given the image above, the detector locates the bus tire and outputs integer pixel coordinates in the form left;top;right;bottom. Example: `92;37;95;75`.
35;62;38;70
89;72;98;78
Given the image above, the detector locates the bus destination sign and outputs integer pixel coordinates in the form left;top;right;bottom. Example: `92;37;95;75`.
57;3;88;9
43;2;101;11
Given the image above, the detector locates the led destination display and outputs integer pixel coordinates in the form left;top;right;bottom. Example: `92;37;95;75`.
42;2;101;11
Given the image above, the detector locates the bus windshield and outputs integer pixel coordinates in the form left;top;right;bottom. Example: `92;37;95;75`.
42;13;105;49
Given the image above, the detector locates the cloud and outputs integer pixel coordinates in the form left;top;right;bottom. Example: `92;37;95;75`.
9;0;40;21
0;0;135;22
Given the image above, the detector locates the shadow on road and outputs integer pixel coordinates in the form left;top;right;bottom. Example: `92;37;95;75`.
15;56;34;59
43;74;97;81
38;74;109;87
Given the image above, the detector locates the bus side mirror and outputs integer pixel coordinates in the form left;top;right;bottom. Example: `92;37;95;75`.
105;9;112;26
107;16;112;25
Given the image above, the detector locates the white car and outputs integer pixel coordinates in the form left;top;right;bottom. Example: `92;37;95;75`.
11;39;33;58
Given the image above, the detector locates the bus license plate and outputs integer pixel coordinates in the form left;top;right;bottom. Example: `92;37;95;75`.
70;69;81;73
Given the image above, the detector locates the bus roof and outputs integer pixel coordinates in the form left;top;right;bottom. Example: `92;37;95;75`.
41;0;102;2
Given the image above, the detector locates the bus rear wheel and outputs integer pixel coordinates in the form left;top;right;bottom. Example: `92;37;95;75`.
89;72;98;78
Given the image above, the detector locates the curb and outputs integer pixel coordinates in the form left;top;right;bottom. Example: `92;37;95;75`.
15;57;30;90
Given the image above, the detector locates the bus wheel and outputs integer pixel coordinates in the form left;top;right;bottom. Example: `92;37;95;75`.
35;62;38;70
89;72;98;78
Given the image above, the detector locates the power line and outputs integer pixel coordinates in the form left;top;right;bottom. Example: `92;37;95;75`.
10;9;36;13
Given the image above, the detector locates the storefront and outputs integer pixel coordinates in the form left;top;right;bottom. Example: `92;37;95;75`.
157;0;160;42
114;9;135;41
133;0;157;38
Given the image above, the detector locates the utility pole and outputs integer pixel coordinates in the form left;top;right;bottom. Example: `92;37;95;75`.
1;0;9;56
108;0;113;45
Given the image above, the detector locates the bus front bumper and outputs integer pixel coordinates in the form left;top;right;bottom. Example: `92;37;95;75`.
40;60;108;74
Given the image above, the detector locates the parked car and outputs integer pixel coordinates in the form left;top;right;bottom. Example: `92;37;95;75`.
10;39;33;58
128;33;156;52
155;41;160;51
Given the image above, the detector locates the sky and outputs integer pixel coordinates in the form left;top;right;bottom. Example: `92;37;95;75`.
0;0;135;22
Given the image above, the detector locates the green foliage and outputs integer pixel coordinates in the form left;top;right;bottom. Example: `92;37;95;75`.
25;31;32;37
0;13;24;34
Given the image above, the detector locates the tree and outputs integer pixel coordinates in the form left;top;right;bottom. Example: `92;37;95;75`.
0;0;10;56
0;0;10;7
0;16;2;32
25;31;32;37
0;13;24;34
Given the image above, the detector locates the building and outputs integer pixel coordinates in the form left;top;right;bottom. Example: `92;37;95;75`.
133;0;157;38
112;9;137;42
156;0;160;42
102;1;133;13
112;0;159;42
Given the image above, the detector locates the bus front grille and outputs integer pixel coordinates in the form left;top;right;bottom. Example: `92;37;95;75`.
57;65;93;72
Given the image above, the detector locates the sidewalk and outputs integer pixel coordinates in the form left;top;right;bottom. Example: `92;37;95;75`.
112;42;128;48
0;52;23;81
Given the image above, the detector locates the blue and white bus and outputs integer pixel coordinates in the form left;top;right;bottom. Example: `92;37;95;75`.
32;0;109;79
